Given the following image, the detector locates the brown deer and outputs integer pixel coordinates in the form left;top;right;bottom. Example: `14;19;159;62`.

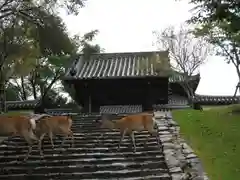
0;114;49;161
96;112;160;152
35;115;74;156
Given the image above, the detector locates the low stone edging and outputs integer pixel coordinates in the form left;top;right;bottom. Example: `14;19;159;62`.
154;111;209;180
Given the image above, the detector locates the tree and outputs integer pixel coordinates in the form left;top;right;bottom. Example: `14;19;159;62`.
0;0;86;21
0;0;86;112
10;78;32;100
38;29;102;101
33;30;102;112
186;0;240;44
73;30;103;57
184;0;240;96
0;20;41;111
153;25;211;101
4;27;101;113
61;30;102;105
0;0;85;67
5;82;22;101
0;19;72;112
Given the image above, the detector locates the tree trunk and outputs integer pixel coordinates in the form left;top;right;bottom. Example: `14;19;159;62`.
34;79;59;114
29;78;37;99
233;65;240;98
20;76;27;100
237;68;240;96
0;61;6;113
0;81;6;113
186;89;194;105
180;81;194;105
41;76;60;102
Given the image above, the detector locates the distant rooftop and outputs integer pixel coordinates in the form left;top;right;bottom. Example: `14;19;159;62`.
64;51;199;82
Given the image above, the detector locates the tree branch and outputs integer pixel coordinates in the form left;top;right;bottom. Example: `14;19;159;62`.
154;24;209;100
0;0;14;12
40;67;62;102
0;11;13;21
232;42;240;65
219;43;237;67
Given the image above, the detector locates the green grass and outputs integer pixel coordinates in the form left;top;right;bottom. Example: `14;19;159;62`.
0;110;33;116
202;105;230;110
172;107;240;180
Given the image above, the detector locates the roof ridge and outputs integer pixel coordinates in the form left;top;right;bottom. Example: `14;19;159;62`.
78;50;168;57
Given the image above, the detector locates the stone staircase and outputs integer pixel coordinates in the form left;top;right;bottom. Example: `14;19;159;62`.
0;113;172;180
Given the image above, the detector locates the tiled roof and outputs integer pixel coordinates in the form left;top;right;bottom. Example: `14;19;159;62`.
65;51;172;80
64;51;200;83
99;97;190;114
169;72;200;83
193;95;240;105
0;100;38;110
168;95;188;105
100;105;143;114
0;113;171;180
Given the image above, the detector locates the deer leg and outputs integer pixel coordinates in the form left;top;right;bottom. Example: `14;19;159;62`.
96;133;104;145
48;131;54;149
144;133;150;147
59;136;67;150
69;130;74;148
38;133;46;157
61;129;74;148
22;134;34;162
130;131;136;152
151;130;161;148
118;129;127;151
61;130;74;147
24;145;33;162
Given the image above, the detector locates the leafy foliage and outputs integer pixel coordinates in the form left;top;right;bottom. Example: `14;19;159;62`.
0;0;88;112
5;82;22;101
0;0;86;22
73;29;103;59
35;15;77;55
0;0;103;111
187;0;240;43
184;0;240;95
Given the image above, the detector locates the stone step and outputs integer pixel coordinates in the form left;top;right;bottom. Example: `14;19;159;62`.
0;114;171;180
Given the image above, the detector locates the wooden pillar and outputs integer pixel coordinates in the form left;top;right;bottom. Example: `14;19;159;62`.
143;81;152;111
88;95;92;113
83;83;89;113
166;80;169;104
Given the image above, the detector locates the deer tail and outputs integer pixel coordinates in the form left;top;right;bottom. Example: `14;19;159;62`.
29;118;37;130
28;114;52;128
66;115;73;126
151;114;159;129
27;118;38;141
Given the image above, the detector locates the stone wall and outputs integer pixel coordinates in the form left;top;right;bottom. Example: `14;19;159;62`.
154;111;209;180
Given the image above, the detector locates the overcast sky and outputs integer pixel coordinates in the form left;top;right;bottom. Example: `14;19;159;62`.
60;0;239;96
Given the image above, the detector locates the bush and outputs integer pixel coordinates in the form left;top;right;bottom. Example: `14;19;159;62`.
226;104;240;114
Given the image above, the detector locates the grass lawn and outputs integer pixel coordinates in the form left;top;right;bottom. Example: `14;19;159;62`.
0;110;33;116
172;106;240;180
202;105;231;110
